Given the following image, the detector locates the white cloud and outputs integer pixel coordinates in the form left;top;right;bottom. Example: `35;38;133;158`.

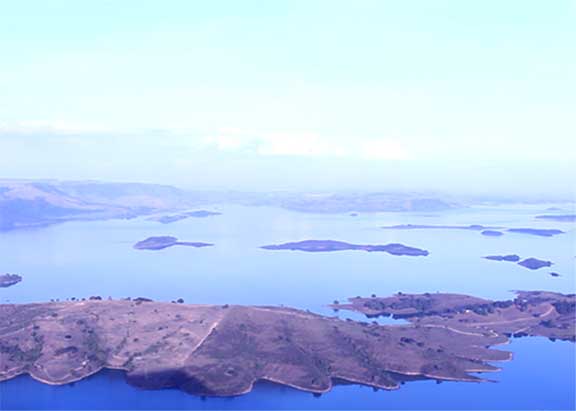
0;120;115;134
255;133;347;157
0;122;413;161
359;139;412;160
205;131;411;160
205;134;254;152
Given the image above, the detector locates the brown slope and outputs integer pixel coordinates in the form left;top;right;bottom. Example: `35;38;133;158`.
0;299;510;396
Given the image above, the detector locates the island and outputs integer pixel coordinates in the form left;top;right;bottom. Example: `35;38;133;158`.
133;236;213;251
518;258;553;270
483;255;521;262
0;274;22;288
1;291;573;397
149;210;222;224
261;240;429;256
550;272;561;277
484;255;553;270
506;228;564;237
481;230;504;237
535;214;576;222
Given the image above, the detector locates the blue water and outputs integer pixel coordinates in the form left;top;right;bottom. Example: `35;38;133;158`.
1;205;575;409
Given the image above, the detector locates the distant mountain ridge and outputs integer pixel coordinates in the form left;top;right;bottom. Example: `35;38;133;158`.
275;192;459;213
0;179;461;231
0;180;192;230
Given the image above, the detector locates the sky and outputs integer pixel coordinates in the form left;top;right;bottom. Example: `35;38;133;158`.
0;0;575;196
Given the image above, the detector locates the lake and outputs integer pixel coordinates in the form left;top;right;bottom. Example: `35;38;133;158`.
1;204;574;409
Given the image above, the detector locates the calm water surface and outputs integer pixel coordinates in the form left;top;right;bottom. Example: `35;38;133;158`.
1;205;574;409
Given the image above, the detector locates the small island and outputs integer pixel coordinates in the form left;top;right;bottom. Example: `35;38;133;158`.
261;240;429;256
133;236;213;250
484;255;553;270
481;230;504;237
484;254;521;262
518;258;553;270
0;274;22;288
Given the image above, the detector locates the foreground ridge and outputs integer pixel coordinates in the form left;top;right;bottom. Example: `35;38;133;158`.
1;291;573;397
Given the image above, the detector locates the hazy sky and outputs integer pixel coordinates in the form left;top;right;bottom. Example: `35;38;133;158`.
1;0;575;195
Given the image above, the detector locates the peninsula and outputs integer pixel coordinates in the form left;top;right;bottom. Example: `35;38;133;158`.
0;274;22;288
0;298;508;396
261;240;429;256
332;291;575;341
1;291;573;397
133;236;213;250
